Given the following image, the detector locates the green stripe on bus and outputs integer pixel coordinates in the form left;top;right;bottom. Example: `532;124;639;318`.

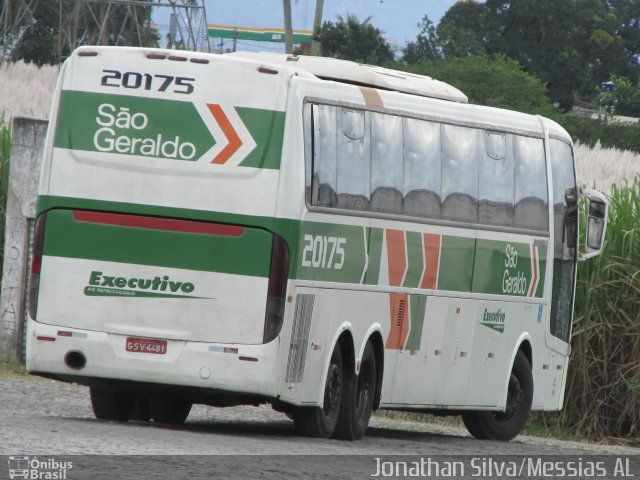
42;209;273;277
236;107;285;170
295;221;366;283
405;294;426;351
37;196;547;295
364;227;384;285
53;91;285;170
535;246;547;297
472;239;546;297
54;91;215;162
402;231;424;288
438;236;476;292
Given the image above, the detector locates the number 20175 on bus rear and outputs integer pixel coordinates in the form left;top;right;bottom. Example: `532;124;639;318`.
26;47;608;441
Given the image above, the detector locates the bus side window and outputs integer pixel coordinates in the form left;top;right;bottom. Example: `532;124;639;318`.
514;136;548;232
336;108;370;211
479;131;514;227
371;113;403;215
303;103;314;205
403;118;441;219
313;104;338;208
441;124;480;224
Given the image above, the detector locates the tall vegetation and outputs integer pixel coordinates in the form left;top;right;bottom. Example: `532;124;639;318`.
542;178;640;439
406;54;553;115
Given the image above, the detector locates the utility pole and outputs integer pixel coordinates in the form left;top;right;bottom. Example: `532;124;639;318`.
283;0;293;54
310;0;323;56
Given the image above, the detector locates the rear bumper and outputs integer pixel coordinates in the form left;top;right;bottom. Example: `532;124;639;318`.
26;320;280;398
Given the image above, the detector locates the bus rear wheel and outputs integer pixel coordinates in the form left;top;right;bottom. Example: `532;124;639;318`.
130;395;151;422
334;341;376;440
462;350;533;441
148;396;192;424
89;386;135;422
294;346;343;438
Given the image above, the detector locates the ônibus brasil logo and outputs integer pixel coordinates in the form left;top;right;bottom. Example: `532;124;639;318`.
8;456;73;480
84;271;202;299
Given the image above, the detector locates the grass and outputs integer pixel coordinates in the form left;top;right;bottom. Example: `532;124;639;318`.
0;356;28;377
537;177;640;441
574;142;640;196
376;410;588;442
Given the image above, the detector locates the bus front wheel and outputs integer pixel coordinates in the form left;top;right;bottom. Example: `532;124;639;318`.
462;350;533;441
293;346;343;438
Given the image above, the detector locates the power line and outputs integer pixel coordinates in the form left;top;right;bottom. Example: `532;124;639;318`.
54;0;209;62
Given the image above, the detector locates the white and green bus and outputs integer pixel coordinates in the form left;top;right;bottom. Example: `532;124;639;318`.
26;46;607;441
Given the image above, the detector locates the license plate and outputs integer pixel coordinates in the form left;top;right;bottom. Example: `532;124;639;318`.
125;337;167;355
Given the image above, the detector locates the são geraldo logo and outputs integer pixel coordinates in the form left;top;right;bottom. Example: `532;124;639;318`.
7;457;73;479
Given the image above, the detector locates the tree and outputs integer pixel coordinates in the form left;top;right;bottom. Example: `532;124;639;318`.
597;75;640;117
607;0;640;82
482;0;625;109
314;14;393;65
402;15;440;64
408;0;629;109
436;0;488;58
407;54;553;115
8;0;158;66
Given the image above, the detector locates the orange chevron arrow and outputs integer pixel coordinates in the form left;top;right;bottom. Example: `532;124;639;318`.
528;245;539;297
207;103;243;165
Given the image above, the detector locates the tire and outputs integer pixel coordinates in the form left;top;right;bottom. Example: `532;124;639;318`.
334;341;377;440
294;346;343;438
148;396;192;425
461;411;490;440
89;386;135;422
462;350;533;441
130;395;151;422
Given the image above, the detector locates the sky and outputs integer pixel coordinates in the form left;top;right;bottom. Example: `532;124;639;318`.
153;0;459;53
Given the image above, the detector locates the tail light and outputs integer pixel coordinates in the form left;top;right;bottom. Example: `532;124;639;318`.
28;213;47;318
263;234;289;343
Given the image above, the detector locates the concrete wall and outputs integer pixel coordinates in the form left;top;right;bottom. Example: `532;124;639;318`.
0;117;48;360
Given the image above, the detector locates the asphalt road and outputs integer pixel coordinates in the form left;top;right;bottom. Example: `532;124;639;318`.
1;374;638;479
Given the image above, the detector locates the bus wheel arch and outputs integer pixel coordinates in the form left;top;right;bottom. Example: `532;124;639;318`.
462;349;534;441
368;332;384;411
293;330;354;438
518;339;533;371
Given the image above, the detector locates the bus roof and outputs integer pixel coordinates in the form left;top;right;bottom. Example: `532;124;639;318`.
227;52;468;104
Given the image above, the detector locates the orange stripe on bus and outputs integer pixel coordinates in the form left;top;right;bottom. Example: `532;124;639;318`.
208;103;243;165
385;292;409;350
528;245;538;297
420;233;441;289
386;229;407;287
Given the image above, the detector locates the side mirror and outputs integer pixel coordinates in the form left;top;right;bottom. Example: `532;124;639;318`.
579;188;608;261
